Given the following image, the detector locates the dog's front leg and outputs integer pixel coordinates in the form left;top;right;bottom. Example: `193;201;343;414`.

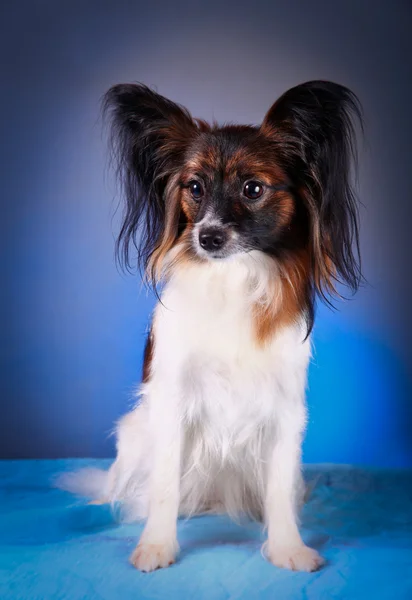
130;383;181;572
264;403;324;572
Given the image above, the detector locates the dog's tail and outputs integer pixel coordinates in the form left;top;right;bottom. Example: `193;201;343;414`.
54;464;149;520
54;467;110;503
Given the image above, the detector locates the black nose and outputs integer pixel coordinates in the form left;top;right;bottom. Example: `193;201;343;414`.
199;228;226;252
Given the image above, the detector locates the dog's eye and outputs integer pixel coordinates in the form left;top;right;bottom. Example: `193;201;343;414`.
243;181;264;200
189;180;204;201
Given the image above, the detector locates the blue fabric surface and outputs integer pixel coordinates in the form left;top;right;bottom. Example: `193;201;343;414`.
1;460;412;599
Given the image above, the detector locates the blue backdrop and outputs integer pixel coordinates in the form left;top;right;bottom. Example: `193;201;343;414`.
1;0;411;465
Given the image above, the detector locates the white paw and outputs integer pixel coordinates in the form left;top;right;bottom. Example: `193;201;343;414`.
130;541;178;572
266;543;325;572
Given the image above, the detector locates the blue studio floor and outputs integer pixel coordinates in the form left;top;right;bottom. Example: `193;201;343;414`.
1;460;412;600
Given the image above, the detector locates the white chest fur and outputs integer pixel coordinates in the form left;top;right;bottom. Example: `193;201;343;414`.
150;254;311;459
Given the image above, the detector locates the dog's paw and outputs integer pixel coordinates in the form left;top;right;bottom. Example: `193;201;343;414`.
130;541;178;572
266;543;325;572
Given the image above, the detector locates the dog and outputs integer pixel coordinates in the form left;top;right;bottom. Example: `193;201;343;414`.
61;80;362;573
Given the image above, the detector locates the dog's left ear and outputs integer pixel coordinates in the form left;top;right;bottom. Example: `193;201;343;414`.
103;83;198;278
261;81;364;301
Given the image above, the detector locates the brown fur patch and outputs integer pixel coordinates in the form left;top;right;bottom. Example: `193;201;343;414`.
264;189;295;229
147;176;183;280
300;188;339;298
253;251;311;345
160;225;203;280
142;328;154;383
180;195;195;221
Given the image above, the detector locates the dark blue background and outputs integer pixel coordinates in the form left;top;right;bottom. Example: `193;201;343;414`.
1;0;411;465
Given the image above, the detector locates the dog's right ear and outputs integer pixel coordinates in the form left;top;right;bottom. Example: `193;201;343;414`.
103;84;197;273
261;81;363;302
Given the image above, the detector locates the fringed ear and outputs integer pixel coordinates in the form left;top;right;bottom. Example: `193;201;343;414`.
103;83;198;279
261;80;364;302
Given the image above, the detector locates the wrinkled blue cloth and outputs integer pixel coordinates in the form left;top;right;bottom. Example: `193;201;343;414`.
1;460;412;599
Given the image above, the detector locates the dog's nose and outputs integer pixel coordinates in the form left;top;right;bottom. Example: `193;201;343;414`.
199;228;226;252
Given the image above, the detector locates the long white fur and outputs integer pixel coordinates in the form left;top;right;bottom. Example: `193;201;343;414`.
60;248;324;572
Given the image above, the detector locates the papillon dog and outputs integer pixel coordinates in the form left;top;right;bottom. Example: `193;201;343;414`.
62;80;363;573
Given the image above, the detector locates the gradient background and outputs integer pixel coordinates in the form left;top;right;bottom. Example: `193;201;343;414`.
1;0;411;465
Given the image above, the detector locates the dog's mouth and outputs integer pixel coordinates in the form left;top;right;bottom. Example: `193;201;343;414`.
197;249;231;260
194;242;249;262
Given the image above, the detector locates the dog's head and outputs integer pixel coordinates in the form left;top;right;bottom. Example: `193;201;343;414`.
104;81;363;334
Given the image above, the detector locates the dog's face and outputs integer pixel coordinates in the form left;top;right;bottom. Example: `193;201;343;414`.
178;127;297;261
104;81;362;333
